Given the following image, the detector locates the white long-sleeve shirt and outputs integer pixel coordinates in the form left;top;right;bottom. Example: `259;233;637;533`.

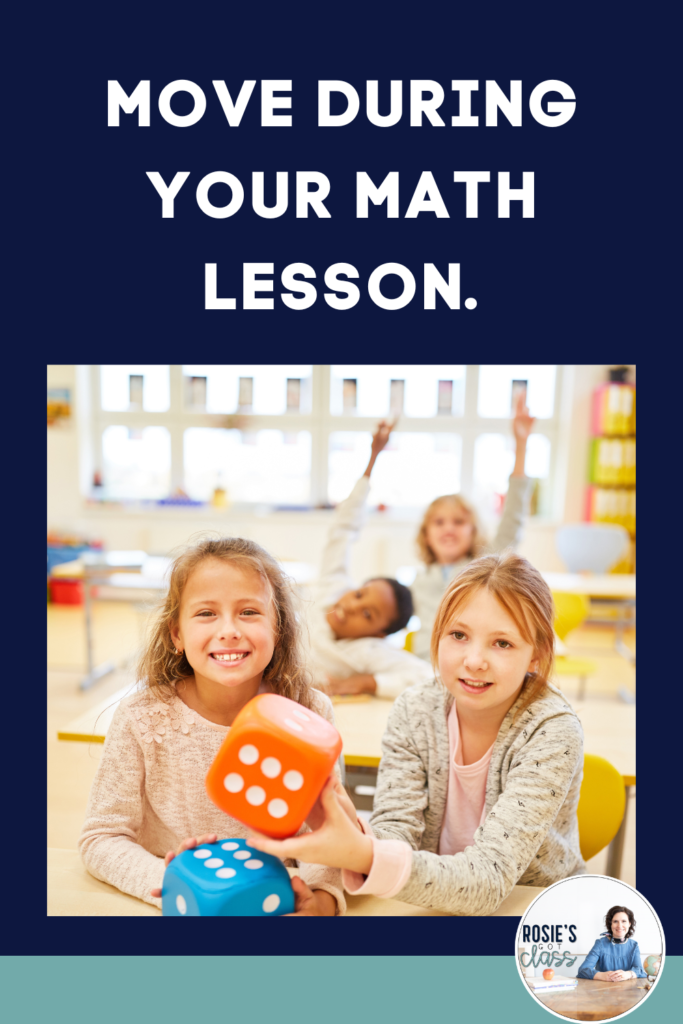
302;476;434;700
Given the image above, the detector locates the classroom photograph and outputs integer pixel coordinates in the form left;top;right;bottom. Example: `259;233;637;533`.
47;364;636;918
518;875;662;1019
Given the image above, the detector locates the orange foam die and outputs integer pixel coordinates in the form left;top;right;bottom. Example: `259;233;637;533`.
205;694;343;838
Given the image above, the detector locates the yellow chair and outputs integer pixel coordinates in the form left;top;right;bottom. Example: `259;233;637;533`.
577;753;626;864
404;631;416;653
553;591;597;701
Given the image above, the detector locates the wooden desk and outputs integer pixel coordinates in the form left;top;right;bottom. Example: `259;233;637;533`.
57;692;634;881
57;691;635;787
531;976;649;1020
56;551;161;692
56;683;137;743
331;695;392;767
47;848;544;917
56;689;395;757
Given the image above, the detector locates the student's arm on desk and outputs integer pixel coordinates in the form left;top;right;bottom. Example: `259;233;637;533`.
78;705;164;908
324;643;434;699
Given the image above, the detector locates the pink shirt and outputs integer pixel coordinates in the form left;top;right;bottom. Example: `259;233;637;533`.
343;701;494;898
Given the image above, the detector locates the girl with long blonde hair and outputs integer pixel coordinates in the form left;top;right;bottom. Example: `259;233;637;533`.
80;536;345;915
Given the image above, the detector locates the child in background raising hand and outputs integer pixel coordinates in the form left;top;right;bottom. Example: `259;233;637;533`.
307;419;433;699
410;390;536;661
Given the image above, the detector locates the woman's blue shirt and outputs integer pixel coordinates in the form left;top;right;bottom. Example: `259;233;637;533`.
577;936;646;979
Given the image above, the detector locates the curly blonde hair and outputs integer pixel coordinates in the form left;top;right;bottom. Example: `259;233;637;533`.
416;494;488;565
430;551;555;719
137;535;316;710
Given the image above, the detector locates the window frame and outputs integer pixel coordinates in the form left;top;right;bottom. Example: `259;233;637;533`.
88;364;563;514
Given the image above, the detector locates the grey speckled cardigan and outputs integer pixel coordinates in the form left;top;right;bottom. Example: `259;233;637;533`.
369;678;586;915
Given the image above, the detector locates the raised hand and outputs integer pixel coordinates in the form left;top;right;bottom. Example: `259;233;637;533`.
371;418;396;457
512;390;535;444
365;418;397;477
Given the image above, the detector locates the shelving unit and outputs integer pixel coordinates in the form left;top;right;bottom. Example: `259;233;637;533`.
586;372;635;572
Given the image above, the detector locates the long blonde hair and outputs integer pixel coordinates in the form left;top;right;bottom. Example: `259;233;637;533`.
137;535;315;709
416;494;488;565
430;551;555;718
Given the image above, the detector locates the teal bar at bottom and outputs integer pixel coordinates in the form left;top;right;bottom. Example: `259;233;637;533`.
1;955;674;1022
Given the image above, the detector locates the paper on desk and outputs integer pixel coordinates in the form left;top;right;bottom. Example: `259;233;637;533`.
527;976;577;990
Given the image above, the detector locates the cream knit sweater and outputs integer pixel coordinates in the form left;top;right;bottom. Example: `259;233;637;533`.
79;684;346;914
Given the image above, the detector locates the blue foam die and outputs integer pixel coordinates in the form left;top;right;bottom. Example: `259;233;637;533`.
161;838;295;917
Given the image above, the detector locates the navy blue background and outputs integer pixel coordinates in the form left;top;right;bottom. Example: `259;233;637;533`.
27;2;656;361
25;0;671;958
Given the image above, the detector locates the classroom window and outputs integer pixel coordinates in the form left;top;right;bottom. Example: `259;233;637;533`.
100;366;170;412
184;428;312;504
473;433;551;493
472;432;551;519
182;365;313;415
328;432;461;507
88;364;561;515
330;365;466;417
101;425;171;499
477;365;557;419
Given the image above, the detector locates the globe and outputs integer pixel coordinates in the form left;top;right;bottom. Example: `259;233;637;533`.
643;955;661;979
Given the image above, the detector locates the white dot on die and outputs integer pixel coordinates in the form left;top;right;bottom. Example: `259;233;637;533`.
216;867;236;879
261;757;281;779
245;859;264;870
221;842;239;851
292;709;309;721
193;849;211;859
263;894;281;913
283;770;304;791
284;718;303;732
224;773;244;793
234;850;251;860
268;799;288;818
246;785;266;806
464;297;477;310
176;895;187;914
239;744;259;765
204;858;224;868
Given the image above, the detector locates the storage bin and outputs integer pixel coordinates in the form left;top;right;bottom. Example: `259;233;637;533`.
49;578;84;605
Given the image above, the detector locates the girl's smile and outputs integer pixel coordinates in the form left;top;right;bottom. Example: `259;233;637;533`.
211;649;250;663
459;677;494;694
171;559;276;700
438;587;538;719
